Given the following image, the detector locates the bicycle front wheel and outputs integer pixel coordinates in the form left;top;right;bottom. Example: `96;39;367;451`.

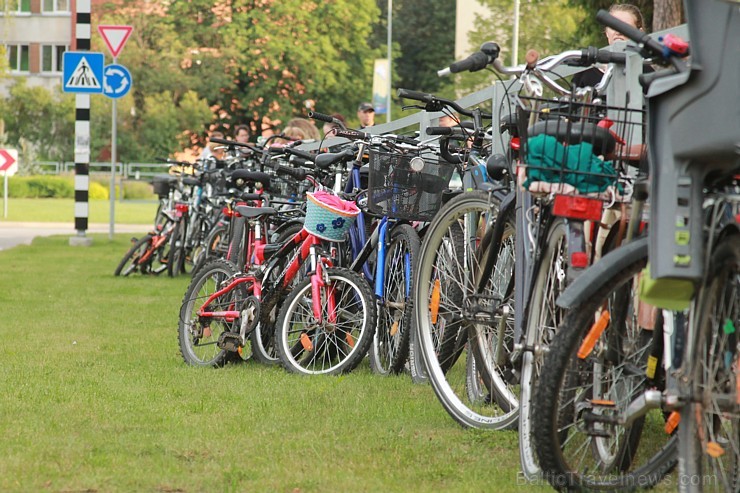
114;234;154;276
414;191;518;429
519;218;568;479
678;234;740;492
178;259;250;367
276;267;376;375
369;224;421;376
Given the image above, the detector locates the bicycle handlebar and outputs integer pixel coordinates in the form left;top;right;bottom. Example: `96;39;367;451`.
396;88;492;119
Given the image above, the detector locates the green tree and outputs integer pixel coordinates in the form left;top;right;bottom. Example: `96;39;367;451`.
0;79;74;161
460;0;590;94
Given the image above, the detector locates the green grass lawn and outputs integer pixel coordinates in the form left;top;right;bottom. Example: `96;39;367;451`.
0;234;540;493
0;235;681;492
0;198;155;224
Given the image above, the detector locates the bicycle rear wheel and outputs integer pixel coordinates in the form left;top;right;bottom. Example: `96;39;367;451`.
168;219;187;277
535;246;678;491
678;234;740;492
369;224;420;375
414;191;518;429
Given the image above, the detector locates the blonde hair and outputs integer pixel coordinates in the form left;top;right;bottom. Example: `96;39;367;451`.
284;118;320;141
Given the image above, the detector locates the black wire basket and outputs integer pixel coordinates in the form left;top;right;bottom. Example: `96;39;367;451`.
367;149;454;221
517;96;646;197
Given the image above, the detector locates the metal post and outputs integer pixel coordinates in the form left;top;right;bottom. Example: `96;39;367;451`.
109;92;117;239
3;174;7;218
386;0;392;123
512;0;520;66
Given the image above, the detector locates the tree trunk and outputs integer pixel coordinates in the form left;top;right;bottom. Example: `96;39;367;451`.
652;0;684;31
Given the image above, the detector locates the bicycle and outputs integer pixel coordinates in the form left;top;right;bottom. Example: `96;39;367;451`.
179;147;377;375
317;124;454;376
114;160;198;276
532;5;739;492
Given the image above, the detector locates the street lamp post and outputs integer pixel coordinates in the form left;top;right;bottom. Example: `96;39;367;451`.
387;0;392;123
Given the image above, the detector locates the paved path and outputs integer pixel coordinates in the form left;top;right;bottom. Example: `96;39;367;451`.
0;222;151;251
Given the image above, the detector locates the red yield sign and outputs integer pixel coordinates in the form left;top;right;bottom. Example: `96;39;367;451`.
98;25;133;59
0;149;18;176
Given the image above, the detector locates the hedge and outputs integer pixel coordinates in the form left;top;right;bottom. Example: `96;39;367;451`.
5;175;155;200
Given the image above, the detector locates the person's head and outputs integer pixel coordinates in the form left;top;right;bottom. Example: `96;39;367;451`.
606;4;645;45
322;113;346;137
234;124;250;144
207;131;225;159
438;114;459;127
357;102;375;127
284;118;321;141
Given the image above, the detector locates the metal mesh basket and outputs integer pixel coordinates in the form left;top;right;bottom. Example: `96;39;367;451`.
367;149;454;221
517;96;645;197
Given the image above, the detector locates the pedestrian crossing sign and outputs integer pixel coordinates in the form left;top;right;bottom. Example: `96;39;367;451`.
63;52;105;94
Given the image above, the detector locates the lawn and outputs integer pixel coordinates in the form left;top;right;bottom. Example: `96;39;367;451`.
0;198;155;224
0;233;545;493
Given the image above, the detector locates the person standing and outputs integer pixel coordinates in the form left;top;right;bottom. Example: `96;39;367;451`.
357;102;375;129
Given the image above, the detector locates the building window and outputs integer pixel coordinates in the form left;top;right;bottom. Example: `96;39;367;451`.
8;44;30;72
42;45;66;72
42;0;68;13
2;0;31;12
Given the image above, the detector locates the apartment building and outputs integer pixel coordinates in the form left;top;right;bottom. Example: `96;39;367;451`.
0;0;75;96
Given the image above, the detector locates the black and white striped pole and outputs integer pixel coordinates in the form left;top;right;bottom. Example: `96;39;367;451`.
70;0;92;246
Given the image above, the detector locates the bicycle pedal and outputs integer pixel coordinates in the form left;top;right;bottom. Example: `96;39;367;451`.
217;332;244;352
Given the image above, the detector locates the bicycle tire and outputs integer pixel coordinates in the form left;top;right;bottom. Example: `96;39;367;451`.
678;233;740;493
275;267;376;375
178;258;251;367
519;218;568;479
114;234;155;276
369;223;421;375
167;219;187;277
535;246;678;491
414;190;518;429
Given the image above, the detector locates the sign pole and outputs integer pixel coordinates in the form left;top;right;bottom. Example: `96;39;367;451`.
3;173;7;219
109;56;117;240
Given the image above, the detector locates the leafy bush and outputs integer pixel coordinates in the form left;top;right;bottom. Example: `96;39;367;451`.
122;180;156;200
8;176;74;198
89;180;109;200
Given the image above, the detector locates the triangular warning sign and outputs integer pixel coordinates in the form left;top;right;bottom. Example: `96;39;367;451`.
98;25;133;58
65;57;101;89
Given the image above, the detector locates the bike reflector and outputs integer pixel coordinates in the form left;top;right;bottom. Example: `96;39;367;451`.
175;203;189;213
552;195;603;221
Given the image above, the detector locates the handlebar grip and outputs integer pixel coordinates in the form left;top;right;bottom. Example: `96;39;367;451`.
596;49;626;64
396;88;434;103
284;147;315;162
426;126;454;136
289;155;316;169
308;111;334;123
448;51;490;74
334;129;370;140
273;163;308;181
564;47;627;66
596;9;665;59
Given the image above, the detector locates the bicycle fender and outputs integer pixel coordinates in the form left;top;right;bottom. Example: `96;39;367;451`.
556;236;648;309
272;218;304;237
